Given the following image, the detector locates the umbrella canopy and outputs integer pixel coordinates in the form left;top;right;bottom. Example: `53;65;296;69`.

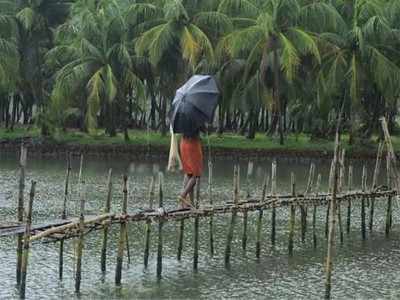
169;75;219;136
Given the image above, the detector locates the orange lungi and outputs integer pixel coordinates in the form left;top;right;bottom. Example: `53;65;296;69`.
180;137;203;177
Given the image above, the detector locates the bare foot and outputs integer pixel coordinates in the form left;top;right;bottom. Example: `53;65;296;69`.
178;195;193;209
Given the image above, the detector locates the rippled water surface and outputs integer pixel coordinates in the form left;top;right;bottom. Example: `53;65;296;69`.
1;152;399;299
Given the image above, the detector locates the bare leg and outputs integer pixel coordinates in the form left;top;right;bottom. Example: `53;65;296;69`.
181;176;196;199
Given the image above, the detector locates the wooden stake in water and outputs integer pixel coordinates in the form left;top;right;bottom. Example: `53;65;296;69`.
271;160;277;246
115;175;128;286
101;169;113;274
325;133;341;300
242;162;249;251
193;178;200;271
19;181;36;299
313;174;321;249
156;172;164;279
208;160;214;257
301;163;315;243
385;153;392;236
337;149;345;245
370;142;383;232
225;165;239;266
346;165;353;234
256;172;269;258
59;153;72;280
177;174;186;261
326;159;335;238
246;160;253;198
75;180;86;294
361;166;367;241
16;144;27;286
288;173;296;256
144;175;155;268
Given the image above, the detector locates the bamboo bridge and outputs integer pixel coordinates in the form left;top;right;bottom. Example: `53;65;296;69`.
2;118;400;299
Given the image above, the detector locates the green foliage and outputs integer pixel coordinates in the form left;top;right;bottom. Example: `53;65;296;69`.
1;0;400;144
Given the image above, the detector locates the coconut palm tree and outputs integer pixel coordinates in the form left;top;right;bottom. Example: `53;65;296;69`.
133;0;221;135
49;0;144;137
318;0;400;142
221;0;322;144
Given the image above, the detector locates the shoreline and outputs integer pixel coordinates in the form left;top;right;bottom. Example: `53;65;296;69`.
0;136;381;160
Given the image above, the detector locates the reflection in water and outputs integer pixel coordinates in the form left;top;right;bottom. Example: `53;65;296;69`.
0;153;398;299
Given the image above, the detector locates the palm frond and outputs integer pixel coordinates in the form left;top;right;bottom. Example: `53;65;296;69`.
288;28;321;64
86;67;105;132
218;0;259;18
279;33;300;81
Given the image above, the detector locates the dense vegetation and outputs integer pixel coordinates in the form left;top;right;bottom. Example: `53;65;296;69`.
1;0;400;145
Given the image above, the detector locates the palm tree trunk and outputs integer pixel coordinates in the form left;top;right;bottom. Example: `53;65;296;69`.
272;47;284;145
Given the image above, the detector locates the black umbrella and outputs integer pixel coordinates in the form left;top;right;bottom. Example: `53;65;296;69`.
169;75;219;136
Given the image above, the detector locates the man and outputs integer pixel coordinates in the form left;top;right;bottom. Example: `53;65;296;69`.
178;128;203;208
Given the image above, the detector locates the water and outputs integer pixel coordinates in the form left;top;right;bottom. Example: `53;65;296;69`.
1;153;399;299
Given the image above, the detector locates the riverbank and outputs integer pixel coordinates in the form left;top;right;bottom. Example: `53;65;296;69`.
0;127;386;160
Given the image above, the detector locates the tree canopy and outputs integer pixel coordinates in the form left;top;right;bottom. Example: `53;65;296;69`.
1;0;399;144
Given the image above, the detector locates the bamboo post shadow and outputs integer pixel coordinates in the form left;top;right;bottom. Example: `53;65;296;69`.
101;169;113;274
156;172;164;279
208;160;214;257
313;174;321;249
361;166;367;241
16;144;27;287
325;133;341;300
115;175;128;286
144;175;155;268
256;172;269;258
225;165;239;267
385;153;392;237
271;160;277;246
193;178;200;271
59;153;72;281
19;181;36;299
75;180;86;294
346;165;353;234
288;173;296;256
370;143;384;232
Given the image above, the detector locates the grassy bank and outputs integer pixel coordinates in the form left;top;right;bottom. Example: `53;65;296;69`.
0;127;388;155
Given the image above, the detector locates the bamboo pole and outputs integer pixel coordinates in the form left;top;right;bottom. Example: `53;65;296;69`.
271;160;277;246
156;172;164;279
193;178;200;270
16;144;27;286
144;175;155;268
115;175;128;286
75;180;86;294
208;160;214;257
59;153;72;280
19;181;36;299
301;163;315;243
242;162;251;250
361;166;367;240
325;159;334;239
225;165;239;266
324;133;341;299
370;142;383;232
288;173;296;256
346;165;353;234
177;174;185;261
256;172;269;258
337;149;345;245
101;169;113;274
313;174;321;249
385;153;392;236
